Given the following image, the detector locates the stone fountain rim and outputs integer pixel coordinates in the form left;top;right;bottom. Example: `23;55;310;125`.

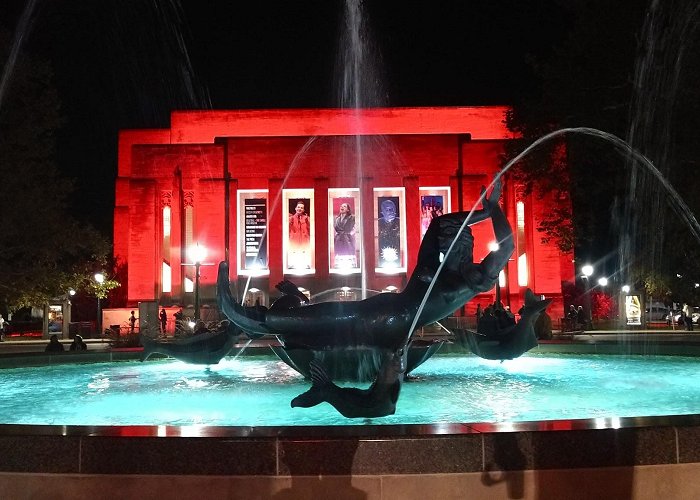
1;413;699;438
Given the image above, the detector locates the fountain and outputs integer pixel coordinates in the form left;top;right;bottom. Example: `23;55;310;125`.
2;1;700;498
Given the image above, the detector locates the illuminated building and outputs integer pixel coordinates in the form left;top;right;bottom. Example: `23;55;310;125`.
114;107;573;317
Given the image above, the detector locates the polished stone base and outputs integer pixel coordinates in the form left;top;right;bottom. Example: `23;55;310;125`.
0;417;699;499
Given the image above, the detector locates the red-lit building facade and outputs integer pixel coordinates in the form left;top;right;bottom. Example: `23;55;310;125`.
114;107;573;319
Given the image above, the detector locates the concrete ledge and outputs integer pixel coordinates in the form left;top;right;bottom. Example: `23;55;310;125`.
2;337;700;370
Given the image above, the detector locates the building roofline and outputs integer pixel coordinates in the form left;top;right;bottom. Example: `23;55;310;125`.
167;106;514;144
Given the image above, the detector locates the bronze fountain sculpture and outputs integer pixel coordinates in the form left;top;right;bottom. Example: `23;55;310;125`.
217;178;550;418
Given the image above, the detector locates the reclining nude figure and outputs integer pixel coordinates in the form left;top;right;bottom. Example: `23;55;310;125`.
217;178;514;352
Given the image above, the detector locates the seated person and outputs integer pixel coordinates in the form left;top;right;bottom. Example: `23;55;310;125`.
69;334;88;351
45;334;65;352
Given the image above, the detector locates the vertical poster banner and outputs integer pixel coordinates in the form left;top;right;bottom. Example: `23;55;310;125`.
237;190;269;275
329;188;361;274
374;187;406;273
283;189;315;275
419;187;451;238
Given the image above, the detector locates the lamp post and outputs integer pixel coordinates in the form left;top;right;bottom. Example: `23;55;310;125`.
488;241;502;306
63;288;76;339
620;284;631;328
581;264;594;329
598;277;609;325
94;273;105;337
186;244;208;321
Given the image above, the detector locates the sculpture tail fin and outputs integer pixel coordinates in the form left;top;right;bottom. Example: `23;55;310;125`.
217;261;270;338
523;289;552;315
290;359;332;409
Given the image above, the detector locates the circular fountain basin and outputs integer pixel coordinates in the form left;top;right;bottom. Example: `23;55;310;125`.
2;352;699;427
1;346;699;499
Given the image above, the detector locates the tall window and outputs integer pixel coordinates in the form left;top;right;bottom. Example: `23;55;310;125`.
373;187;407;274
418;186;450;239
162;262;172;293
516;201;528;286
329;188;361;274
183;191;194;291
161;193;172;293
237;190;270;276
282;188;315;275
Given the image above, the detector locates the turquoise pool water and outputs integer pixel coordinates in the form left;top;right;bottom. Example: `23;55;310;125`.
1;353;698;426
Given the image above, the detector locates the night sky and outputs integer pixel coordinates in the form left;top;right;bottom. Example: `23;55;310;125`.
1;0;573;236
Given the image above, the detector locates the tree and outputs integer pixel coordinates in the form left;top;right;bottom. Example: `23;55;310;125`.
0;28;116;312
504;1;644;256
504;0;700;300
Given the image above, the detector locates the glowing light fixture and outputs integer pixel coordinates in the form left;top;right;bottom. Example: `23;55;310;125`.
581;265;594;278
186;243;208;320
188;243;207;264
94;273;105;336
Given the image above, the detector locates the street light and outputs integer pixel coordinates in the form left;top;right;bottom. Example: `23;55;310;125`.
581;264;594;329
598;277;608;287
581;265;594;278
187;244;207;321
488;242;503;306
94;272;105;337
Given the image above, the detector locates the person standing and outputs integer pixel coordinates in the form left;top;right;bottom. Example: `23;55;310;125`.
159;308;168;335
576;305;585;329
45;334;65;352
69;334;88;351
129;311;137;334
566;305;578;331
682;303;694;331
0;313;5;341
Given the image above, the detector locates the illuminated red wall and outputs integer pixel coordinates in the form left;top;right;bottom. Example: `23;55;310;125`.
114;107;572;319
